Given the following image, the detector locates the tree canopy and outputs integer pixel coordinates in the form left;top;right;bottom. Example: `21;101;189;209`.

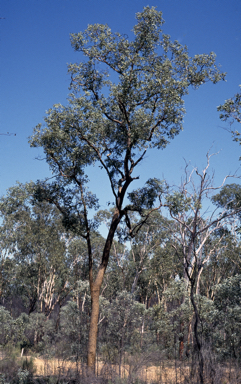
30;6;225;230
29;6;226;370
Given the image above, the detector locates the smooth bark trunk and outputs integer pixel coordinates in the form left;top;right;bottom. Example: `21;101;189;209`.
87;285;101;371
87;208;121;371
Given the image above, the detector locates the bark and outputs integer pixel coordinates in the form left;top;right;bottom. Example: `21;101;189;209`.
196;266;203;295
131;270;140;294
28;295;37;315
87;284;101;371
186;317;193;358
140;318;145;348
190;279;204;384
87;208;121;371
179;322;184;360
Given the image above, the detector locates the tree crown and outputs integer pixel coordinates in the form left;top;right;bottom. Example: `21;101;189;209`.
29;6;225;237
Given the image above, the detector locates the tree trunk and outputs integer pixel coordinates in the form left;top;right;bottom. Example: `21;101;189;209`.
190;282;204;384
196;266;203;295
87;284;100;372
179;321;184;360
87;207;121;371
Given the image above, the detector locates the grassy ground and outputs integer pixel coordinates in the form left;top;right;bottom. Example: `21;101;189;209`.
1;354;239;383
32;357;190;383
31;356;241;384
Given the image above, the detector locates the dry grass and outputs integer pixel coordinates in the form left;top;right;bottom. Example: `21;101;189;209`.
32;357;190;382
30;357;77;376
26;356;241;383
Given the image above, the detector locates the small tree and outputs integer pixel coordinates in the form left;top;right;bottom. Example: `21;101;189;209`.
100;291;145;377
162;154;241;383
29;6;225;370
0;307;14;348
0;183;73;317
59;282;91;368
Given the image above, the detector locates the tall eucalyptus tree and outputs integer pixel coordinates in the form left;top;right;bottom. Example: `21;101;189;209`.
29;6;225;370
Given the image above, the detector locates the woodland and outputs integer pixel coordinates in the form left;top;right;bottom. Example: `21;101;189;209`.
0;6;241;384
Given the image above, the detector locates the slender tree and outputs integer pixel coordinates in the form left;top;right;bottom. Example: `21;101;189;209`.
163;154;241;383
29;6;225;370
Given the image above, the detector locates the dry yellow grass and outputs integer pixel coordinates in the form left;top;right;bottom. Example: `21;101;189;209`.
32;357;76;376
29;357;240;383
32;357;189;382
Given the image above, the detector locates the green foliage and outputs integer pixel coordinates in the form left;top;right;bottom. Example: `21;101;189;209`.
0;7;239;380
212;184;241;232
165;191;192;215
26;9;226;369
17;369;30;384
128;179;164;212
0;310;36;383
0;308;30;351
59;301;89;362
29;6;225;236
218;85;241;125
212;275;241;359
214;274;241;309
100;291;146;361
218;86;241;156
0;182;75;315
0;365;34;384
0;307;14;347
24;312;55;354
150;280;193;356
58;281;91;362
0;374;10;384
212;183;241;211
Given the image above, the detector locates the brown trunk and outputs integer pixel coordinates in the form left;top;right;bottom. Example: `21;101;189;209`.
179;321;184;360
87;285;100;371
186;316;193;357
87;207;121;371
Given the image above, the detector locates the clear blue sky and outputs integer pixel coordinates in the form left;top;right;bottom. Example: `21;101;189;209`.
0;0;241;208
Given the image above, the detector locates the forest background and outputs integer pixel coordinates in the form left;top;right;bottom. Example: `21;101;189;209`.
0;1;241;384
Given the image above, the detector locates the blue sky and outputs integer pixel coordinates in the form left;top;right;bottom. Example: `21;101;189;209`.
0;0;241;209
